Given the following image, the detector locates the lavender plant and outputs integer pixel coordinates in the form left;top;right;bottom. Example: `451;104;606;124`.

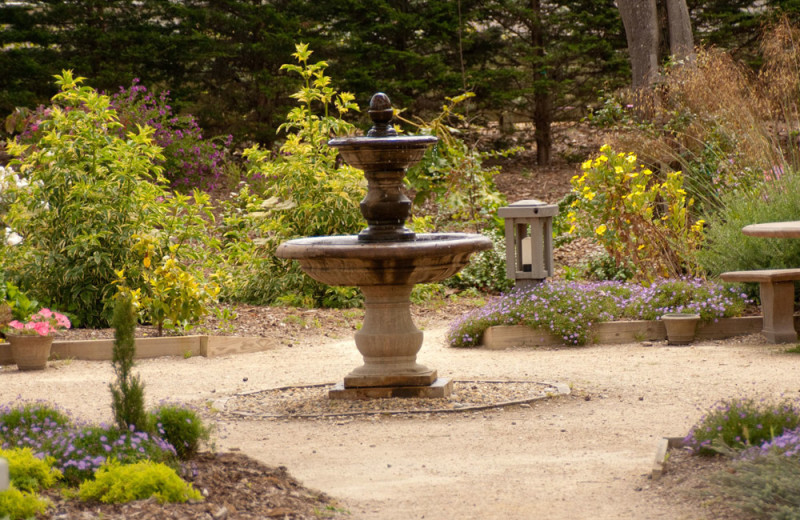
0;402;175;486
447;278;749;347
683;398;800;456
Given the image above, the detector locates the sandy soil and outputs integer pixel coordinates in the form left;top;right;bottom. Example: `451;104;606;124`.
3;319;798;519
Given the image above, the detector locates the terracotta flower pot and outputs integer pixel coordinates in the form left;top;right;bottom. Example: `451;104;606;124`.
662;313;701;345
7;334;53;371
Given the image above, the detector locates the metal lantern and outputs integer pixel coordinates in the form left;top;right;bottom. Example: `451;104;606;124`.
498;199;558;286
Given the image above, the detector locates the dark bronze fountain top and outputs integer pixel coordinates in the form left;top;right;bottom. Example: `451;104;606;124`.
328;93;437;151
327;92;438;242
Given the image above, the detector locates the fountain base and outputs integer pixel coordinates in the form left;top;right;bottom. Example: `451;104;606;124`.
329;378;453;400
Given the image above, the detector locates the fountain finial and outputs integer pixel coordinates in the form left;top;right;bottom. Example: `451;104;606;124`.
367;92;397;137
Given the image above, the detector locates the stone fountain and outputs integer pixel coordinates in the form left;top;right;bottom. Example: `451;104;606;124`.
276;93;491;400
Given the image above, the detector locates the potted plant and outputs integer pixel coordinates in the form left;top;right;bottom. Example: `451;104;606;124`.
2;309;71;370
661;312;701;345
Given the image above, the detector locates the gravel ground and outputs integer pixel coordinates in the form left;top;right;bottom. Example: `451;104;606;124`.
4;315;798;519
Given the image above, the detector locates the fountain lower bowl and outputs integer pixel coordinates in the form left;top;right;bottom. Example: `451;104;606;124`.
276;233;492;287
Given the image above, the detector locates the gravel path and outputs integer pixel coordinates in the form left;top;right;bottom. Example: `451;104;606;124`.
2;323;798;519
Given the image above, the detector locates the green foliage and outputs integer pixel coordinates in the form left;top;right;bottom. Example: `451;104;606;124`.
110;294;148;432
0;448;61;492
3;71;166;327
77;459;202;504
149;405;210;460
225;44;366;308
444;229;513;293
0;486;49;520
567;145;704;281
698;169;800;277
0;281;38;322
0;402;72;434
580;252;635;282
119;233;222;337
711;453;800;520
684;398;800;455
403;93;510;232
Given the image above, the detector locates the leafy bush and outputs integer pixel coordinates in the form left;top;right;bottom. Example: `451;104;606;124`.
78;459;202;504
149;404;210;460
0;486;49;520
684;398;800;456
4;71;219;327
402;93;511;232
0;447;61;492
567;145;704;281
223;44;366;307
444;229;513;293
447;278;749;348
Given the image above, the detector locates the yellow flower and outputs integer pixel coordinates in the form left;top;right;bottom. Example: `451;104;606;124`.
625;154;637;164
599;144;611;154
584;191;596;201
581;159;593;170
614;166;624;174
595;224;607;236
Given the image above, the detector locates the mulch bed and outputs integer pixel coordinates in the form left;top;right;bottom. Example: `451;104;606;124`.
41;452;348;520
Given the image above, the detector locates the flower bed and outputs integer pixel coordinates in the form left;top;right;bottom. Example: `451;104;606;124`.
448;278;752;348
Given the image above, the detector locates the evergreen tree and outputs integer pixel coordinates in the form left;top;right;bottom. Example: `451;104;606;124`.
109;293;148;432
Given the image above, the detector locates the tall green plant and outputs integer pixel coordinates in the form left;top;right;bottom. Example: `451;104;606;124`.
402;93;511;233
4;71;164;326
225;44;366;307
4;71;217;327
109;293;148;432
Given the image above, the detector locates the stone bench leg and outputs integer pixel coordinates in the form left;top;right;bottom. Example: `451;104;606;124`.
760;280;798;343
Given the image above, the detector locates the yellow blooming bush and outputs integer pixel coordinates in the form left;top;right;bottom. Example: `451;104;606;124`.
567;145;704;281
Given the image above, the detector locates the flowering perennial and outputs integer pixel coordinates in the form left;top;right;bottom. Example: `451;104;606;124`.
4;308;71;337
447;278;749;347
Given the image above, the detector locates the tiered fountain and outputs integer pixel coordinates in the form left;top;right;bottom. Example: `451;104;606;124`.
276;93;491;400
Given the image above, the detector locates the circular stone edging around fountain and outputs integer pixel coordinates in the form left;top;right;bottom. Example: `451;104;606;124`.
220;380;571;420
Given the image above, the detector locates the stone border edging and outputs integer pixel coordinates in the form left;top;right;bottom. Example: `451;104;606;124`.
482;316;768;349
0;335;276;365
651;436;686;479
223;380;571;419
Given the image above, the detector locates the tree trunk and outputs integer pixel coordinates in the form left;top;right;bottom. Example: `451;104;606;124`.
665;0;695;61
617;0;659;89
530;0;552;166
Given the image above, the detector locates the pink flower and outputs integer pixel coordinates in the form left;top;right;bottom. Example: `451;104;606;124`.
3;309;71;337
7;321;23;330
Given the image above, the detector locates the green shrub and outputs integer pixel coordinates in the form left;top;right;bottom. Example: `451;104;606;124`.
684;398;800;456
712;453;800;520
78;459;202;504
3;71;218;328
402;93;511;232
3;71;166;327
149;405;210;460
0;448;61;492
223;44;365;308
0;486;49;520
444;229;513;293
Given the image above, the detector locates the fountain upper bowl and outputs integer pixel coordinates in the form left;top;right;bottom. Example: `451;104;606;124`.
276;232;492;286
328;135;438;172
